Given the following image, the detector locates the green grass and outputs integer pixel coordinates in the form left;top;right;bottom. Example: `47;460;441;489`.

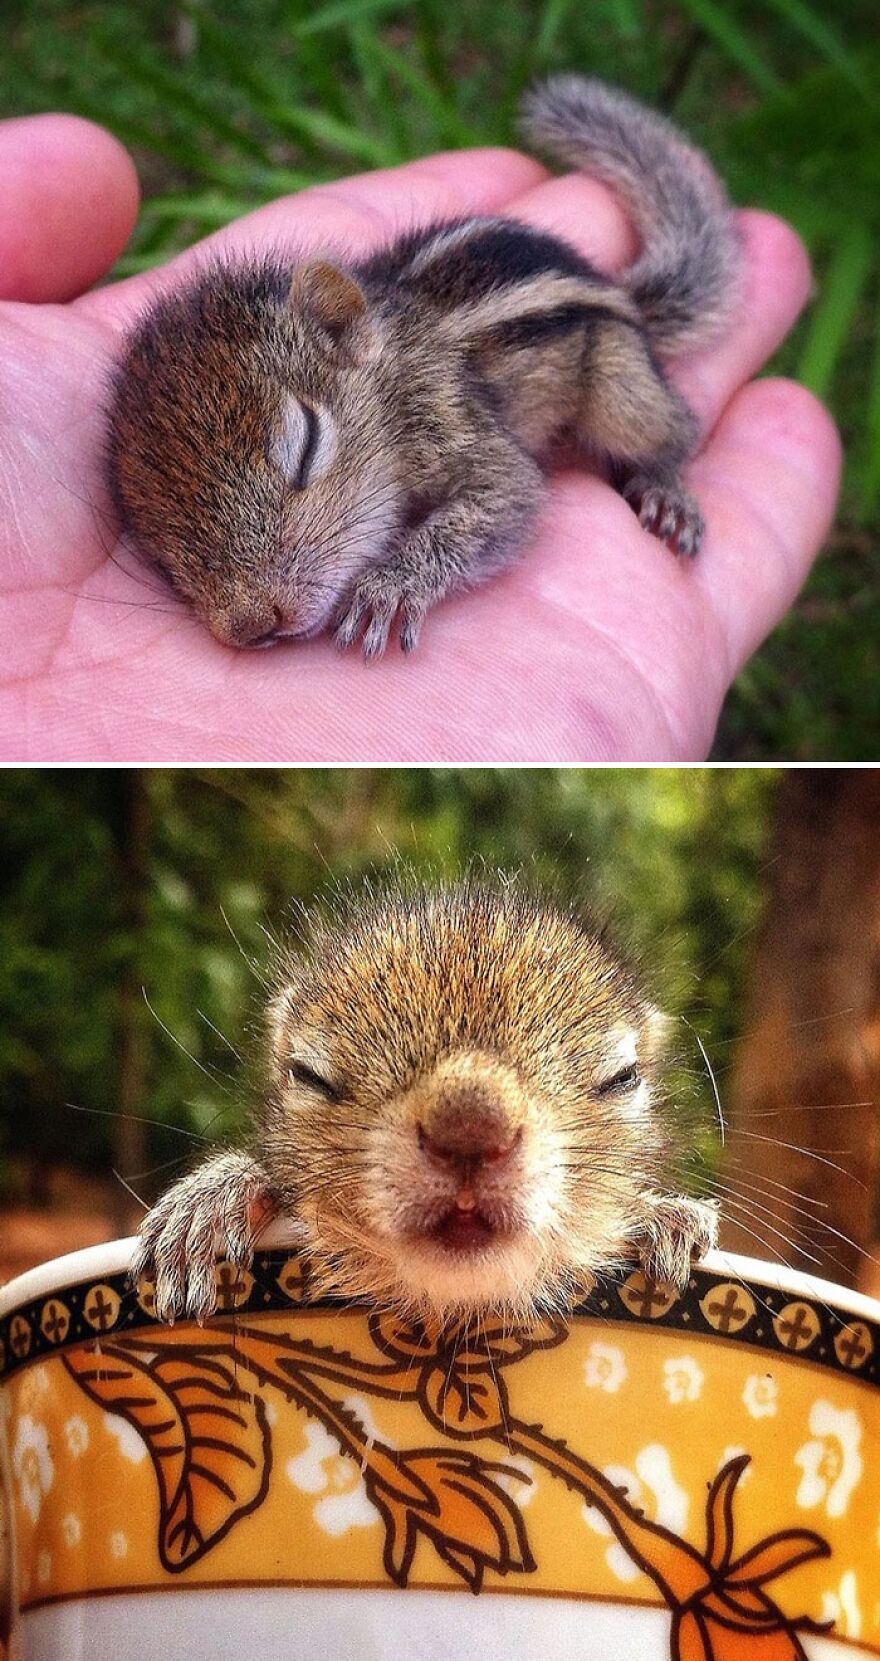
6;0;878;758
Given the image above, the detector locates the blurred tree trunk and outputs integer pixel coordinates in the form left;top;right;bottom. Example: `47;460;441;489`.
108;771;150;1237
720;771;880;1293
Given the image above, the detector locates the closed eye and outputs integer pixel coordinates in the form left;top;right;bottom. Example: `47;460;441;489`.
287;1059;340;1100
595;1063;641;1096
269;395;322;491
295;405;320;489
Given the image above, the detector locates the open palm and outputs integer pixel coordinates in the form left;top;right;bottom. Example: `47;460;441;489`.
0;115;839;761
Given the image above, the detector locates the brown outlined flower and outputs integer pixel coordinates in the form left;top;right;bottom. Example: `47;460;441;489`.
364;1447;535;1592
671;1454;832;1659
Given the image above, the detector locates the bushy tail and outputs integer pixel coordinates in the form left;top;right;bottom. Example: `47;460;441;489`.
519;76;741;355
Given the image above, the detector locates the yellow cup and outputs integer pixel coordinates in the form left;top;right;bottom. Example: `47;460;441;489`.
2;1229;878;1659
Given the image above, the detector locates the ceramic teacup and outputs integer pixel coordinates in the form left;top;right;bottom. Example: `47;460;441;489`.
1;1229;878;1659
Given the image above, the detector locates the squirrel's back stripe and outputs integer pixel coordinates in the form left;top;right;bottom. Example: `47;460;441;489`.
361;218;606;306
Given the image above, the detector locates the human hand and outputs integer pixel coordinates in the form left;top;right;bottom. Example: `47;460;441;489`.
0;115;840;760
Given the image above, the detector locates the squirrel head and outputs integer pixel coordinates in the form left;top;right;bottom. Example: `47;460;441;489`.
264;877;673;1321
107;258;399;647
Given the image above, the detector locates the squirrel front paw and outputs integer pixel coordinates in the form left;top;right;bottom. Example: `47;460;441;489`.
130;1151;275;1324
635;1193;719;1288
334;564;429;660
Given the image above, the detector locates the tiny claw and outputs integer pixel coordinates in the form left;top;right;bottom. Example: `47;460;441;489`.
334;589;370;652
334;613;361;652
362;610;394;661
683;516;704;559
399;606;425;654
658;503;679;540
626;477;704;560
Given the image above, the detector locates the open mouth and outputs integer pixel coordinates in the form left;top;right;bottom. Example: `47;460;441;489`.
244;627;311;649
428;1209;499;1252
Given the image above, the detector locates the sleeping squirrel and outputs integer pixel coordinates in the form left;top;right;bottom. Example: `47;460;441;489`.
132;877;717;1325
107;77;741;659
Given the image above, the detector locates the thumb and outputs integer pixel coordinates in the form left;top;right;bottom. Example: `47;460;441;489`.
0;114;140;302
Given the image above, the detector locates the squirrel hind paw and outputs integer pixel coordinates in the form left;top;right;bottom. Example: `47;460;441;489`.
624;477;704;558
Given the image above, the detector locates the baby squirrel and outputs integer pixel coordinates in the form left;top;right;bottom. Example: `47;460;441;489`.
132;878;717;1326
107;78;740;658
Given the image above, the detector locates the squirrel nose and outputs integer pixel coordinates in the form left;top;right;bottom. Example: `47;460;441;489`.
214;605;299;649
239;606;298;649
417;1096;522;1174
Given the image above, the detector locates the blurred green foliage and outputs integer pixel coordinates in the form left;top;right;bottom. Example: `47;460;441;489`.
0;768;776;1200
5;0;878;758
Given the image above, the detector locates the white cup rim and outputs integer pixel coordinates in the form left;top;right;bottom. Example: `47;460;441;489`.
2;1227;880;1327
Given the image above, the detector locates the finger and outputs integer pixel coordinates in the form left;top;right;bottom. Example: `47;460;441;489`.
690;376;842;677
217;145;546;261
512;378;840;749
313;146;547;248
497;168;637;275
90;147;546;325
0;115;139;302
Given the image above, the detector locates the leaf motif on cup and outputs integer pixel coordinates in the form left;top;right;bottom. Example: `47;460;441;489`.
63;1342;271;1571
419;1360;508;1437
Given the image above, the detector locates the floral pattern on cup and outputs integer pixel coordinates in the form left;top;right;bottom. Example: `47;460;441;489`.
662;1356;704;1404
794;1401;863;1519
11;1417;53;1525
3;1253;880;1661
583;1341;628;1393
286;1400;382;1538
743;1373;778;1419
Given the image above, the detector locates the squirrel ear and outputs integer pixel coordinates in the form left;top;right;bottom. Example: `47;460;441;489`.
289;261;369;351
